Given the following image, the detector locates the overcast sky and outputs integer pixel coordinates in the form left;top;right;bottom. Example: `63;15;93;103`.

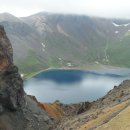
0;0;130;18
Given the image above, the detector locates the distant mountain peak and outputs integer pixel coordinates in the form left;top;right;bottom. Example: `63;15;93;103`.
0;12;21;22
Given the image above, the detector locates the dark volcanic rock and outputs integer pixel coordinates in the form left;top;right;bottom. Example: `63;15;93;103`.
0;66;25;111
0;25;53;129
76;102;91;114
0;25;13;71
0;25;25;111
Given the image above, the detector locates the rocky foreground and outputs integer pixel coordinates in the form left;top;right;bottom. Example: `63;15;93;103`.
52;80;130;130
0;25;130;130
0;25;53;130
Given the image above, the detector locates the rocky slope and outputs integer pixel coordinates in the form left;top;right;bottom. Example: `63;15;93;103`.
51;80;130;130
1;12;130;76
0;25;53;130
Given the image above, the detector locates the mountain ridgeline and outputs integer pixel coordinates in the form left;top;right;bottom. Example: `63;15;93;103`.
0;12;130;75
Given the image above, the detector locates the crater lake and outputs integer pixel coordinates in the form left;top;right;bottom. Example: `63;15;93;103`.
24;69;130;104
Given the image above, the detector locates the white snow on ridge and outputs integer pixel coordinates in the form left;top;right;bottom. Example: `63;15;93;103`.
115;31;119;34
41;43;46;52
112;22;121;27
41;43;46;48
123;23;130;27
112;22;130;27
58;58;62;60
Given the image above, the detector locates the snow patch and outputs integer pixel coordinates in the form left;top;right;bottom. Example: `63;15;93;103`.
123;23;130;27
58;58;62;60
115;31;119;34
41;43;46;52
112;22;121;27
41;43;46;48
112;22;130;27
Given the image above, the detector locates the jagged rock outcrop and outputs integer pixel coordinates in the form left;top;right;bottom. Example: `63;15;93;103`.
0;26;13;71
0;66;25;112
0;25;24;111
0;25;53;130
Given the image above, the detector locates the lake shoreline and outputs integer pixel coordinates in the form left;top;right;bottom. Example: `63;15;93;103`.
24;68;130;104
24;65;130;80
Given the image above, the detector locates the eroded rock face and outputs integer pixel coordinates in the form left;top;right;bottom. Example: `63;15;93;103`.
0;66;25;111
0;25;13;71
0;25;24;111
0;26;53;130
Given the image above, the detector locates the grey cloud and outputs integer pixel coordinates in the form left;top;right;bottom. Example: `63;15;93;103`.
0;0;130;19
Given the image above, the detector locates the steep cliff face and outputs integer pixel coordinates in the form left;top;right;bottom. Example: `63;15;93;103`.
0;25;13;71
0;25;24;111
0;25;53;130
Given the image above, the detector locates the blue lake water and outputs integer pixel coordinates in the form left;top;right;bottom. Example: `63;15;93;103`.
24;69;130;104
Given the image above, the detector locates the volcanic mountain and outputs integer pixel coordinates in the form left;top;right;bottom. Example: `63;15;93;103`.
0;12;130;76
